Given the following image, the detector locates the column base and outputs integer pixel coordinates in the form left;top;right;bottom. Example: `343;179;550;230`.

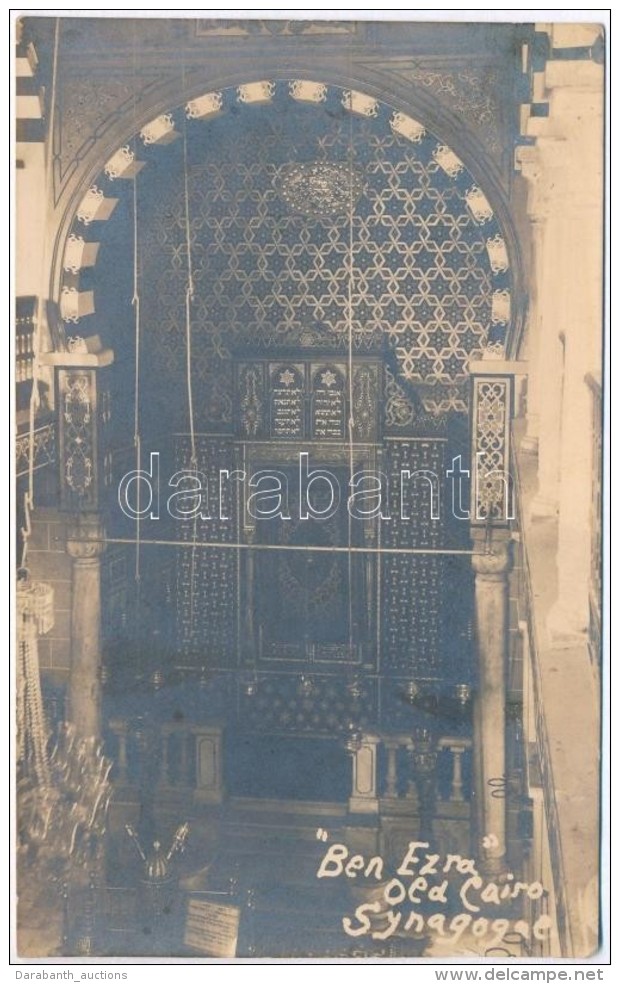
193;789;224;806
348;796;379;815
478;855;509;878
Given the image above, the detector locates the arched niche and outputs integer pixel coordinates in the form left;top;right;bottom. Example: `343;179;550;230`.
50;75;524;432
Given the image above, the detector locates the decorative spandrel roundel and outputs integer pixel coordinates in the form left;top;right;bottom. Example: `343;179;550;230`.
277;162;365;218
63;79;515;422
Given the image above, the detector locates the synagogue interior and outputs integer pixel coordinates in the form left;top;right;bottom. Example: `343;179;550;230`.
15;16;604;959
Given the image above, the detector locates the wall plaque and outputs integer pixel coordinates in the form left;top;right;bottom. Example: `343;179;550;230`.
184;898;240;957
269;363;305;438
311;364;346;439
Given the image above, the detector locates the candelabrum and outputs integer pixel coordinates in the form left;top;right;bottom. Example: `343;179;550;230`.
17;720;113;956
409;727;439;843
17;569;113;873
17;569;114;955
125;823;190;927
19;722;113;869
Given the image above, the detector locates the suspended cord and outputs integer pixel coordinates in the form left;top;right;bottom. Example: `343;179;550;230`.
182;103;197;469
132;162;142;587
181;60;198;643
346;81;356;658
131;28;142;591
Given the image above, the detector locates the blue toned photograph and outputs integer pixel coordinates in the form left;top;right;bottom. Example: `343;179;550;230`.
13;14;606;964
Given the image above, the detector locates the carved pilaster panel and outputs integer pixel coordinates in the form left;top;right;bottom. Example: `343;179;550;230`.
57;368;99;510
53;357;113;514
237;362;266;438
470;375;513;525
351;363;380;442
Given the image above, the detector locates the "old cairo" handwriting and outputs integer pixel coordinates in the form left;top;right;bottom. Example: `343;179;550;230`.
316;841;552;945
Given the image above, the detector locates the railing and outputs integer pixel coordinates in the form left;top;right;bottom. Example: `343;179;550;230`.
15;420;56;478
348;731;472;814
381;735;471;804
106;713;470;818
107;718;224;805
16;318;35;383
16;296;37;387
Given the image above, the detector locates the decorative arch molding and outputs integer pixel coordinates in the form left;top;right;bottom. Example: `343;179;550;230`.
50;60;525;356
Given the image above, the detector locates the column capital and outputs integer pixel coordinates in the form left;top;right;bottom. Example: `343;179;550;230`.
66;516;107;560
471;531;512;577
446;741;469;755
39;337;114;369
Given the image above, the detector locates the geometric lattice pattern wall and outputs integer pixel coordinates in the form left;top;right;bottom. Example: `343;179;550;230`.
174;436;238;665
380;438;447;678
170;427;472;730
68;82;513;430
238;674;377;738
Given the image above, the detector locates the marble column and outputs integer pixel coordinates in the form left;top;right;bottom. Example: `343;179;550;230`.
40;344;114;742
472;532;512;875
66;518;106;739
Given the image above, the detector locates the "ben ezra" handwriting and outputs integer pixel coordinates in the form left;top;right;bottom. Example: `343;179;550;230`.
316;841;553;946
